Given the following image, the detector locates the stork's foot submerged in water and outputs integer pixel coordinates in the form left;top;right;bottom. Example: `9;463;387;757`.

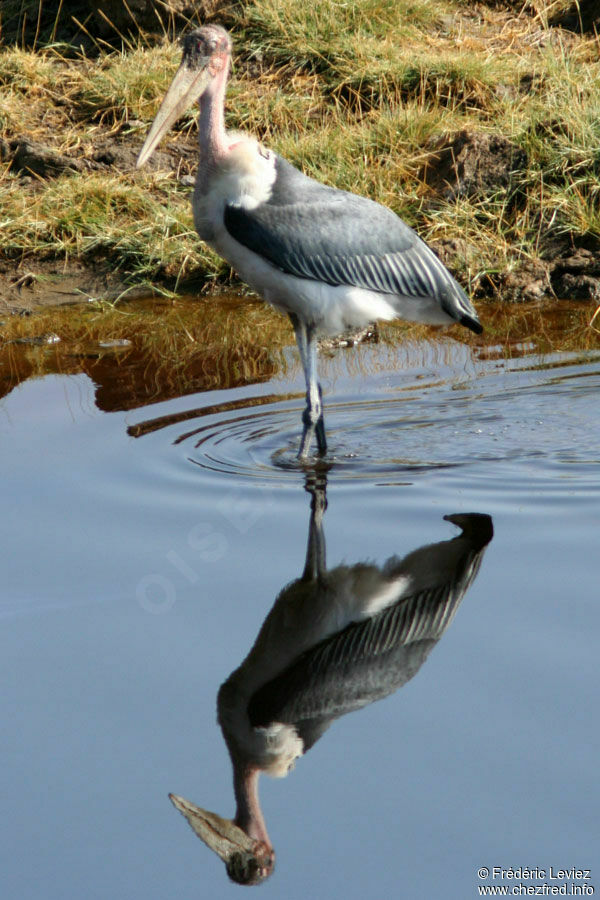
299;384;327;458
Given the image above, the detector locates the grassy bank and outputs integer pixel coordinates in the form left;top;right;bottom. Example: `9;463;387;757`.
1;0;599;302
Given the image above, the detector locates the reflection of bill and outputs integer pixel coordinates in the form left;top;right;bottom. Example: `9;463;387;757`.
170;478;493;884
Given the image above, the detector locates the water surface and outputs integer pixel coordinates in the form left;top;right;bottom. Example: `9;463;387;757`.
1;297;598;899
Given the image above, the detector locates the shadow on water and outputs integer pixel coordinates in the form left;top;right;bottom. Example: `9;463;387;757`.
168;471;493;885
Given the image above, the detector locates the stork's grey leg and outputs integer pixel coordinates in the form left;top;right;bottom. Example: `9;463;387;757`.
289;315;327;458
305;326;327;455
314;383;327;456
289;313;308;376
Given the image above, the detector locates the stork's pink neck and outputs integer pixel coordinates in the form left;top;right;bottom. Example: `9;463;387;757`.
233;766;272;849
198;52;230;163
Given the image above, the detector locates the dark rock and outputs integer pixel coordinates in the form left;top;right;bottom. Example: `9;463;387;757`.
89;130;196;172
10;139;83;178
92;142;139;169
494;259;551;303
93;148;117;166
553;273;600;299
319;326;377;353
13;332;61;345
488;240;600;302
550;249;600;300
420;130;527;202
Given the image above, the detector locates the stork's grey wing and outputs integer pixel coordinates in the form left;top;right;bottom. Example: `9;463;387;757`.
224;156;482;333
247;582;461;746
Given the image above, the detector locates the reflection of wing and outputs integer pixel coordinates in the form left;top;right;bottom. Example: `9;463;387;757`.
247;587;449;750
248;514;492;752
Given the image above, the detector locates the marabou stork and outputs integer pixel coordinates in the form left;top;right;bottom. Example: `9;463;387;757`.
137;25;483;458
168;481;493;884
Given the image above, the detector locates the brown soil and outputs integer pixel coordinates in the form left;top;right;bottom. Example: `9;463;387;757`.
0;257;149;315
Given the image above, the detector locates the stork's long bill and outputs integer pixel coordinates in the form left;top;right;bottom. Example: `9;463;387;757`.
169;794;274;886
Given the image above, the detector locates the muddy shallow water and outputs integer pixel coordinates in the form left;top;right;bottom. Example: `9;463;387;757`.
1;296;598;899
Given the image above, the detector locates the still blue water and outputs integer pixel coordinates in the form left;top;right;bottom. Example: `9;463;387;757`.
1;303;598;899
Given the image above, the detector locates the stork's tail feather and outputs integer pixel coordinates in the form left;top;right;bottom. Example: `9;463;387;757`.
438;279;483;335
460;313;483;335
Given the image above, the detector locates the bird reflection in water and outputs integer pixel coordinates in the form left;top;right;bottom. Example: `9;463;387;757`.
170;475;493;884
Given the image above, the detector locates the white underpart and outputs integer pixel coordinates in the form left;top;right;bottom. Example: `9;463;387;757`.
361;573;413;616
194;134;276;239
257;724;305;777
316;566;413;634
194;137;456;335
